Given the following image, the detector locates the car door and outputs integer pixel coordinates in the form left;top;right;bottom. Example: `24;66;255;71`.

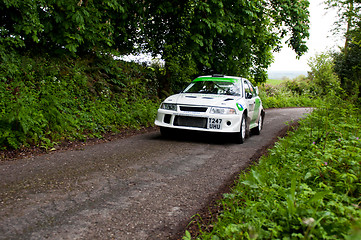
243;80;255;123
249;82;262;125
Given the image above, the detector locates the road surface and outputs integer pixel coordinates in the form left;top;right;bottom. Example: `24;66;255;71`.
0;108;311;240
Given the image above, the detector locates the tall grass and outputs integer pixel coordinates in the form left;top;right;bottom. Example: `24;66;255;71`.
184;96;361;239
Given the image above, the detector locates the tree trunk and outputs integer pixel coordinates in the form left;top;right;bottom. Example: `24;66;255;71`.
344;1;354;55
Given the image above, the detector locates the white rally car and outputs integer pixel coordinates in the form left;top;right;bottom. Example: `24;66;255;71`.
154;75;265;143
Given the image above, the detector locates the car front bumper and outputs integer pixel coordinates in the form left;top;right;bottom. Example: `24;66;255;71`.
154;109;242;133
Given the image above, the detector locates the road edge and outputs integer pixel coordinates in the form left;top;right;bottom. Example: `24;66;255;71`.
172;120;301;240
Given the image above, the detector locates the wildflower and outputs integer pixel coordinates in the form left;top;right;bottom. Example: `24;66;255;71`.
303;217;315;226
324;162;328;166
338;138;342;142
357;137;359;140
312;142;316;144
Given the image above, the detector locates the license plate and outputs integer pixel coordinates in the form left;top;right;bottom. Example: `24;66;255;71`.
208;118;222;130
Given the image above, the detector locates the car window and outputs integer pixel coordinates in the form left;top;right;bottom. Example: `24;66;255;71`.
183;81;240;96
244;81;251;97
249;82;257;96
244;80;257;98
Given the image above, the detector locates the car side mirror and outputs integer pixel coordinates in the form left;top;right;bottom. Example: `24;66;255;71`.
255;86;259;95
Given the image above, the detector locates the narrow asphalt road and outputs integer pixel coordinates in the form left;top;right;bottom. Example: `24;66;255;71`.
0;108;312;240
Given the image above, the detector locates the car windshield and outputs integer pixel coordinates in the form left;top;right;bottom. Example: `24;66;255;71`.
183;81;240;96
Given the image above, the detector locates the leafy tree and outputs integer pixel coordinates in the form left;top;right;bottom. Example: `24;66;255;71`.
333;25;361;98
0;0;43;49
324;0;361;98
1;0;311;95
0;0;143;55
324;0;361;50
141;0;310;92
140;1;198;96
308;52;341;96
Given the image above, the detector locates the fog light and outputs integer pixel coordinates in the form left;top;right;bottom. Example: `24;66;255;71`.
164;114;171;124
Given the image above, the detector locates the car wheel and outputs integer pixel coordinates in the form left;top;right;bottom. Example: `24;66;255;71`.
235;114;246;144
253;114;263;135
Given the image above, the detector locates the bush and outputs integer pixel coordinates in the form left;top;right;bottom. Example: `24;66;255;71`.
0;52;160;150
260;53;344;109
308;53;342;96
189;96;361;239
259;76;320;109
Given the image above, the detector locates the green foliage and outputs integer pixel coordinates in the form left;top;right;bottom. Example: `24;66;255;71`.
333;26;361;99
308;52;342;96
0;52;160;150
324;0;361;39
333;45;361;99
324;0;361;100
265;78;287;86
260;75;321;109
0;0;44;49
260;52;349;109
1;0;311;94
141;0;310;84
0;0;142;54
260;92;318;109
192;96;361;239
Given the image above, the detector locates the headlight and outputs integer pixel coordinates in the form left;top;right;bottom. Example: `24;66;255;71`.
210;107;236;115
161;103;177;111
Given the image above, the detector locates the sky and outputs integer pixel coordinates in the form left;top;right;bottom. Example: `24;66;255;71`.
268;0;345;72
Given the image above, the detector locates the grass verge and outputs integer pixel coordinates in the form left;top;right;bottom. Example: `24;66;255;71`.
184;96;361;239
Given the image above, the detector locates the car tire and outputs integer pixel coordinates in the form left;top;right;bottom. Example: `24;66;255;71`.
253;114;263;135
235;114;247;144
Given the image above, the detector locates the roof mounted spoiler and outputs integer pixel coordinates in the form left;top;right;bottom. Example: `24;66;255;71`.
212;74;224;77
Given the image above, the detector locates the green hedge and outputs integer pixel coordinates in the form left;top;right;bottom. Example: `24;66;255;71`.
0;52;160;150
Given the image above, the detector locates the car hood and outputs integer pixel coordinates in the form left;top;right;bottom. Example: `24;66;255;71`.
164;93;239;107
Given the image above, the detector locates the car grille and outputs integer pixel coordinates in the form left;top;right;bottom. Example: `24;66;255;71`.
179;106;208;112
174;116;207;128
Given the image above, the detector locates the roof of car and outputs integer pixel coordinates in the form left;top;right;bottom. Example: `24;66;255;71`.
193;75;242;83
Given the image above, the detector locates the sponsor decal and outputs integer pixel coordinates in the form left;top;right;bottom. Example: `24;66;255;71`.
252;98;262;123
236;103;243;111
255;98;260;110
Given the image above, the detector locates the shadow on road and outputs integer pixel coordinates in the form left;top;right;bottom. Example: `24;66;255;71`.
150;128;254;145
